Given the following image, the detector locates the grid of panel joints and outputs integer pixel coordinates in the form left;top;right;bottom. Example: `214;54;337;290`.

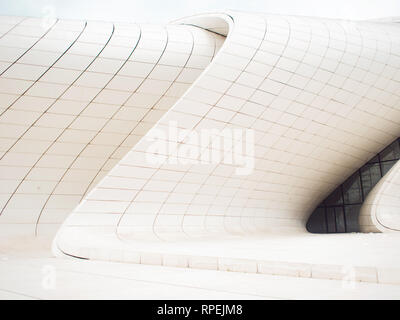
198;15;400;230
0;18;111;235
97;13;272;239
46;25;223;235
149;14;269;237
79;24;225;204
0;17;224;235
242;16;400;230
0;16;56;76
307;137;400;233
66;24;225;235
141;15;316;235
109;13;400;238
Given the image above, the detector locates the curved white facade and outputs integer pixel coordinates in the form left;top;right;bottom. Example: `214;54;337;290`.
0;15;224;236
0;12;400;269
360;159;400;232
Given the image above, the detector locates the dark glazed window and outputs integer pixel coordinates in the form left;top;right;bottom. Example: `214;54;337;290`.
307;138;400;233
380;142;400;161
360;163;381;197
342;173;362;204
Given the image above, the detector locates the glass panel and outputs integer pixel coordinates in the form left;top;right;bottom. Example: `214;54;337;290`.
360;163;381;198
381;160;397;176
334;207;346;233
380;139;400;161
344;204;361;233
367;154;380;164
306;207;327;233
324;187;343;206
342;173;362;205
326;207;336;233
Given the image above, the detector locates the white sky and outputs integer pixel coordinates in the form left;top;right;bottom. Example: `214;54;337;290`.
0;0;400;23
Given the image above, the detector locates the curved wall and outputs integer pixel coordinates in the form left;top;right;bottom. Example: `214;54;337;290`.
307;138;400;233
52;12;400;260
0;15;225;236
0;12;400;263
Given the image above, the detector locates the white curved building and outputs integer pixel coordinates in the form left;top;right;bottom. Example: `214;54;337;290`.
360;157;400;232
1;12;400;286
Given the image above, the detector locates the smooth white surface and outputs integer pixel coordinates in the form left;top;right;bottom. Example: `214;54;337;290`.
53;229;400;284
1;237;400;300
